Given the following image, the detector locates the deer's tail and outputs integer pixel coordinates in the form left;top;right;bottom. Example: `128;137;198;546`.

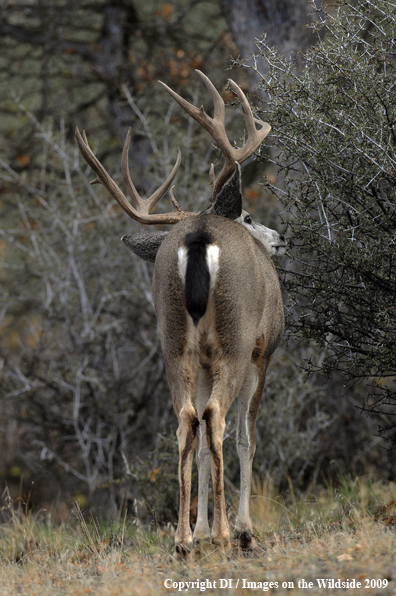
183;230;213;327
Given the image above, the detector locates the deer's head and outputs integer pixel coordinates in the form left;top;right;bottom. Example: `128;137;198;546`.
75;71;287;261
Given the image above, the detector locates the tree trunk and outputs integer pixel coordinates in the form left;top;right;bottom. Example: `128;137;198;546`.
221;0;319;89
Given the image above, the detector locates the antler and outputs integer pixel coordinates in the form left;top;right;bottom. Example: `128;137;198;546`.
75;127;195;225
159;70;271;198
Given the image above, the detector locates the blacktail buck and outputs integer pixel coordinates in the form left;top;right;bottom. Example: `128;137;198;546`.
76;71;287;556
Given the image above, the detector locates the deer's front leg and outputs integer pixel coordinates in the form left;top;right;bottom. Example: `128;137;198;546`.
175;405;199;557
193;372;212;546
235;359;268;550
202;364;249;552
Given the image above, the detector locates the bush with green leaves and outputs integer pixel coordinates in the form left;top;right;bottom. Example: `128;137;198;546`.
248;0;396;445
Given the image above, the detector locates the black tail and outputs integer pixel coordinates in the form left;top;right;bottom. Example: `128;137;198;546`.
184;230;212;326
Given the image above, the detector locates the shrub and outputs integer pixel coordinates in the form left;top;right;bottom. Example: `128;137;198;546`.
247;0;396;446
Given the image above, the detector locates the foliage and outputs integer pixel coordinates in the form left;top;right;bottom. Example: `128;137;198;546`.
249;0;396;445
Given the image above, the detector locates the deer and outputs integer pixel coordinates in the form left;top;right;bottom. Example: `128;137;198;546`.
75;70;287;557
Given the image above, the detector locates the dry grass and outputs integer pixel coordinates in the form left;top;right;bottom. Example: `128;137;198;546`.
1;478;396;595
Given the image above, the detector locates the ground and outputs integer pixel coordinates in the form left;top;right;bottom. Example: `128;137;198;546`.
1;478;396;596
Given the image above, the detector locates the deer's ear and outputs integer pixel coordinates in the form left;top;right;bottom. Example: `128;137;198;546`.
211;162;243;220
121;231;168;262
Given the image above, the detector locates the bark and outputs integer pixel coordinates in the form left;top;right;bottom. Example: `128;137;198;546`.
221;0;319;89
93;3;152;188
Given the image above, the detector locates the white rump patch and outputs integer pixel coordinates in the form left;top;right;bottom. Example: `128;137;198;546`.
178;246;188;283
178;244;220;289
206;245;220;289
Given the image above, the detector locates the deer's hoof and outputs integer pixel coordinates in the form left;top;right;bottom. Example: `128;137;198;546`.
234;530;257;552
211;536;231;557
192;537;211;555
174;542;192;560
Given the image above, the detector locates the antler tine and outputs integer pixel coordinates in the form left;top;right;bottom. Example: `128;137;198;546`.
76;126;133;214
158;70;227;148
194;69;225;122
121;127;182;214
121;128;144;211
227;79;271;154
159;71;271;198
146;147;182;212
75;126;193;225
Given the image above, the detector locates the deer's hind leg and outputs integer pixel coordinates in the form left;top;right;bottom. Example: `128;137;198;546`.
166;358;200;557
193;368;212;548
234;356;269;551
